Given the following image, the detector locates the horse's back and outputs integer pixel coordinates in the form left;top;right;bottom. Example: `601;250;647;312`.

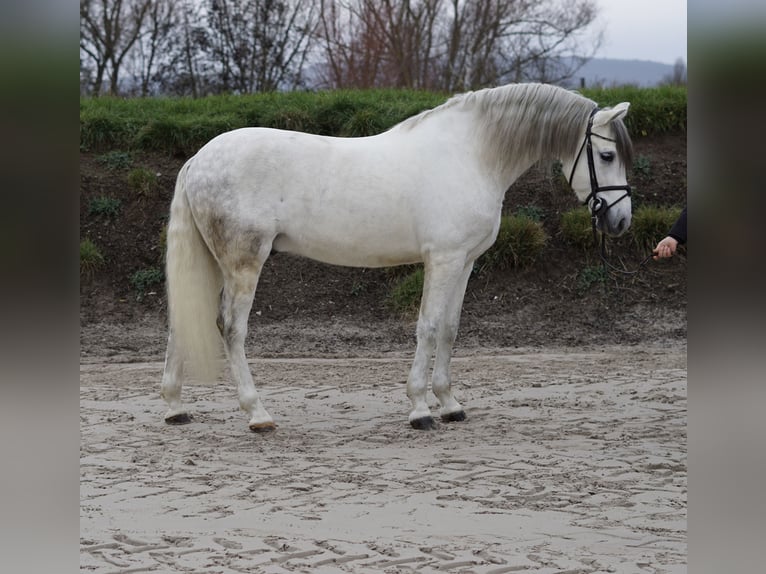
183;128;428;267
182;125;498;268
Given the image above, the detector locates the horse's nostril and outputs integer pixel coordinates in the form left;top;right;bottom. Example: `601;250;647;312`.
617;217;627;234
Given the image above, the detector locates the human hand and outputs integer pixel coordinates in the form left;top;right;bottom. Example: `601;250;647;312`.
653;236;678;259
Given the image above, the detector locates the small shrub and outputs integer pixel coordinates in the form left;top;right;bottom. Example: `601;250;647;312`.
560;208;595;249
632;155;652;178
630;205;683;250
481;214;548;271
128;167;158;197
80;238;105;278
96;150;133;170
515;204;545;222
576;265;608;295
350;280;366;297
130;267;164;300
388;266;424;314
88;196;122;218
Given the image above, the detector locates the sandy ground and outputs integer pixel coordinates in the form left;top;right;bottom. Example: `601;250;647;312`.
80;340;686;574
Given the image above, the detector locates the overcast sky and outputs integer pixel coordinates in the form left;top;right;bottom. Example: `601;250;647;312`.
593;0;687;65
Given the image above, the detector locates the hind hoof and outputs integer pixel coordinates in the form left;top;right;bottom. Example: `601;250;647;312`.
410;416;435;430
441;410;466;423
165;413;192;425
249;421;277;433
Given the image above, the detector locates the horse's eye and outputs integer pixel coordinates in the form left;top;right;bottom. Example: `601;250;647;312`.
600;151;615;162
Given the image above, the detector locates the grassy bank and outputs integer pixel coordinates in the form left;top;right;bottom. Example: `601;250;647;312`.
80;86;686;155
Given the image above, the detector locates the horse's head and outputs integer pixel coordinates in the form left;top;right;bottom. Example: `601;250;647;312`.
563;103;633;237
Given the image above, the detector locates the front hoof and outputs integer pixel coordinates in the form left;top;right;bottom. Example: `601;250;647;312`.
410;416;435;430
249;421;277;433
441;410;466;423
165;413;192;425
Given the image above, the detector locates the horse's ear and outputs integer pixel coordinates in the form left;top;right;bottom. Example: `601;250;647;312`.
593;102;630;128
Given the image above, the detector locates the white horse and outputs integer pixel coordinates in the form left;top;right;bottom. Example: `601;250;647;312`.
160;83;633;431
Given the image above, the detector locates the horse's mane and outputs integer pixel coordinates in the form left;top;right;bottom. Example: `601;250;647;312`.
395;83;633;169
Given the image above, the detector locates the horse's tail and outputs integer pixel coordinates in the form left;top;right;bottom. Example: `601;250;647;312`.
166;159;223;383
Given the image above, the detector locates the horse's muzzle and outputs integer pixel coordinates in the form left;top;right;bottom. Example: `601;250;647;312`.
597;214;630;237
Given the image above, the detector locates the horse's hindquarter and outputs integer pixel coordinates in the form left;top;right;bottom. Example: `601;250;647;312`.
187;127;500;268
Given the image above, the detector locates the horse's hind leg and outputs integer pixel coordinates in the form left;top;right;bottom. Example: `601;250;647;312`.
160;332;191;424
431;261;473;423
219;259;275;432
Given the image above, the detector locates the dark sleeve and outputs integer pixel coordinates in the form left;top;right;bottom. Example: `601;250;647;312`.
668;206;686;244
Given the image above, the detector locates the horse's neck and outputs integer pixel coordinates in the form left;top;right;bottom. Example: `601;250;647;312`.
468;107;561;191
401;104;553;195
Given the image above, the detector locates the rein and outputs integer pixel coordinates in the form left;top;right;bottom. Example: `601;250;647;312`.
592;219;654;276
570;107;653;276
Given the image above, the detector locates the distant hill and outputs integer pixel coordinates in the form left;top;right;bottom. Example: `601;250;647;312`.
568;58;675;88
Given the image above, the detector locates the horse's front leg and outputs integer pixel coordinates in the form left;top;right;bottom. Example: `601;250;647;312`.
431;261;473;422
407;256;470;430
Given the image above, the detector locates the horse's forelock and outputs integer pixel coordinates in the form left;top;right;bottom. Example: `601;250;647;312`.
611;117;634;171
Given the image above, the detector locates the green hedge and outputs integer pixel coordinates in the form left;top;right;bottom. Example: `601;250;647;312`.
581;85;687;137
80;86;686;153
80;89;445;153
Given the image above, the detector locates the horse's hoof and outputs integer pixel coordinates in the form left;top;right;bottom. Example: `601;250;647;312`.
441;410;466;423
249;421;277;433
410;416;435;430
165;413;192;425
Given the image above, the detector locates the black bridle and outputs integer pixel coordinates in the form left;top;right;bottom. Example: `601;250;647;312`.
568;107;652;276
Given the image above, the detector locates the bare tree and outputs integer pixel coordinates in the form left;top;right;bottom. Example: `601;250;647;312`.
317;0;375;87
206;0;318;93
315;0;600;91
79;0;602;96
661;57;687;86
125;0;177;96
80;0;153;95
317;0;441;89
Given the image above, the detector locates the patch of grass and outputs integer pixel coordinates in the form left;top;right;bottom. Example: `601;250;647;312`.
158;224;168;264
576;265;608;295
96;150;133;170
343;108;385;136
80;238;105;278
134;116;237;155
630;205;683;251
387;266;424;314
80;115;132;151
88;196;122;218
127;167;158;197
560;208;594;250
480;214;548;271
315;95;359;135
264;107;317;133
130;267;164;300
